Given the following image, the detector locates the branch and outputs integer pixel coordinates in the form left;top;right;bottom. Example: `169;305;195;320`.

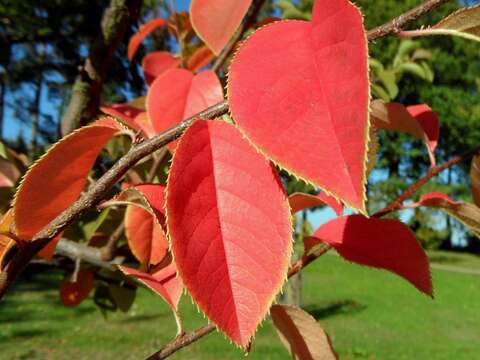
60;0;143;135
366;0;452;41
373;146;480;218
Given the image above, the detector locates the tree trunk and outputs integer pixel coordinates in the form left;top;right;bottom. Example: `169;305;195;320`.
61;0;142;136
31;73;43;157
0;80;4;140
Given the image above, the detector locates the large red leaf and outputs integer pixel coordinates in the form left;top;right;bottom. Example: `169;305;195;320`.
371;100;439;166
166;120;292;347
119;263;183;333
271;304;338;360
13;118;123;239
146;69;223;150
128;18;166;60
228;0;370;212
190;0;252;55
142;51;181;85
288;192;343;216
311;215;432;296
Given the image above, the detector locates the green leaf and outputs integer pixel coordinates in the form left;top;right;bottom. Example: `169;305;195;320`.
109;284;136;312
82;208;111;242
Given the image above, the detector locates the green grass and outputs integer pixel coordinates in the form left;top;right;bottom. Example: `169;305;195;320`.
1;251;479;359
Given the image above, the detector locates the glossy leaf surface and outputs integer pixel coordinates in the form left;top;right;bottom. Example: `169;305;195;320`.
228;0;370;212
166;120;292;347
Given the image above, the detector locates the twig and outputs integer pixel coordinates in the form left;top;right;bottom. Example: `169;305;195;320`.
366;0;451;41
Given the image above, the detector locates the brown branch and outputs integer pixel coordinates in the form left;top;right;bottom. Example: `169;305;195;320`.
366;0;451;41
60;0;143;135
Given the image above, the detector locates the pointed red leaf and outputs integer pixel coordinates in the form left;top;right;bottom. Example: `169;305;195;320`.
142;51;181;85
190;0;252;55
228;0;370;212
146;69;223;150
187;46;215;72
271;304;338;360
312;215;432;296
13;118;123;239
128;18;167;60
166;120;292;347
119;263;183;323
371;100;439;166
289;192;343;216
37;232;63;260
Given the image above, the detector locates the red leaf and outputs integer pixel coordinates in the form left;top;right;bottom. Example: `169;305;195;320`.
119;263;183;333
142;51;181;85
37;232;63;260
312;215;432;296
371;100;439;166
146;69;223;150
288;192;343;216
166;120;292;347
13;118;122;239
60;270;95;307
228;0;370;212
190;0;252;55
128;18;166;60
187;46;215;72
271;304;338;360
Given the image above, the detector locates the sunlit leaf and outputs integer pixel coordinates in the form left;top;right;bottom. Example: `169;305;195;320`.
228;0;370;212
142;51;181;85
166;120;292;347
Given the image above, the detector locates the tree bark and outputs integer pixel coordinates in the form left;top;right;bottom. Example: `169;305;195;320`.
60;0;142;136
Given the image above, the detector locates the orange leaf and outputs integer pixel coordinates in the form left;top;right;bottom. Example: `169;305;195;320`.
13;118;123;239
128;18;167;60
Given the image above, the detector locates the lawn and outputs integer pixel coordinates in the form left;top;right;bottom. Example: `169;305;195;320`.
0;251;479;359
